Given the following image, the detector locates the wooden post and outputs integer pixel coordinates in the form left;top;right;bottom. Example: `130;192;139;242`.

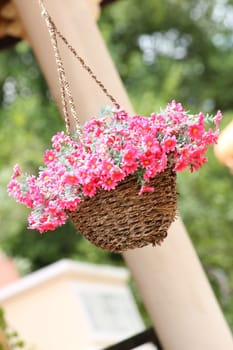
214;120;233;170
12;0;233;349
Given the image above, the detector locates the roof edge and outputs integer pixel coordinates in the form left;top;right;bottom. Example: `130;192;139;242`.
0;259;129;302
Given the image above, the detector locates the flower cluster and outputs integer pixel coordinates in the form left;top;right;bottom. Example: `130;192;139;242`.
8;101;222;233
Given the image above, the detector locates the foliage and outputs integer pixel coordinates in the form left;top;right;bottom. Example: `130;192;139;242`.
100;0;233;112
0;0;233;331
0;307;25;349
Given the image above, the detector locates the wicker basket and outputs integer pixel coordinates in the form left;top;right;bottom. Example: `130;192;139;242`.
68;167;177;252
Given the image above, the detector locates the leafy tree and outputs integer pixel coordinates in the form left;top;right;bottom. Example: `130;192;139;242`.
100;0;233;111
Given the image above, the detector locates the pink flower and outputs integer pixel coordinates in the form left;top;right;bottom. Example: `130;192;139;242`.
66;155;77;166
44;150;56;164
163;136;177;152
202;129;219;145
101;160;114;174
143;136;161;155
82;182;97;197
158;153;168;172
214;110;222;129
51;131;69;150
110;167;125;182
84;118;104;133
63;174;79;185
166;100;185;113
189;123;204;140
173;147;191;171
101;177;117;191
144;135;155;148
12;164;21;179
113;108;128;121
151;113;166;125
140;154;155;168
59;197;81;211
139;185;154;195
143;165;160;182
7;179;21;196
173;159;188;172
106;135;116;146
123;146;139;164
39;171;52;182
122;162;138;175
77;168;90;185
94;127;104;138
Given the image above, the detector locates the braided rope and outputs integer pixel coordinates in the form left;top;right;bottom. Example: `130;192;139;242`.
38;0;120;138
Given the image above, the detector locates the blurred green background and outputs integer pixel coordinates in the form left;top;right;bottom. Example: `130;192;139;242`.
1;0;233;329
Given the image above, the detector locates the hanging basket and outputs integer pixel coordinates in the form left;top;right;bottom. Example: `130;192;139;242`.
68;167;177;252
7;1;221;254
36;3;178;252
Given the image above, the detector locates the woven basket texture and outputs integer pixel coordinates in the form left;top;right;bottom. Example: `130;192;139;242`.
68;167;177;252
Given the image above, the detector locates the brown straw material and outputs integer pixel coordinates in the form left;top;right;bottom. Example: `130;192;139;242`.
68;167;177;252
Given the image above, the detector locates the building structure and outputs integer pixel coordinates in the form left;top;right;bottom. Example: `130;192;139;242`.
0;259;153;350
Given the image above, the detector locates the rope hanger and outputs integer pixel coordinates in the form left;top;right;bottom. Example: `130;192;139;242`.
38;0;120;137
